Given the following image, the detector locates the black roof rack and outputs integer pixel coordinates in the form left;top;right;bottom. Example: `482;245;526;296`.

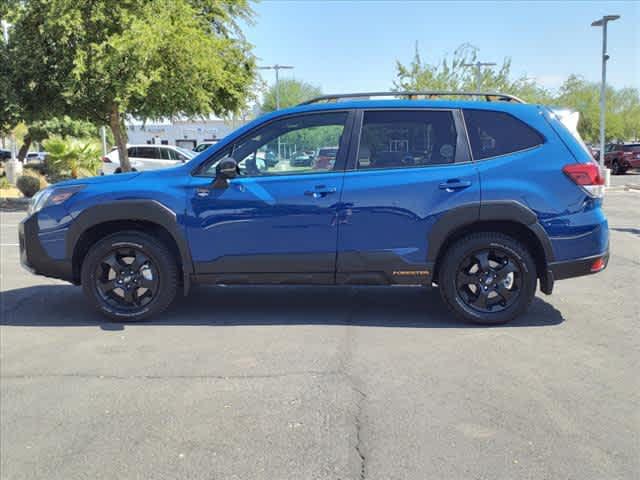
298;91;526;106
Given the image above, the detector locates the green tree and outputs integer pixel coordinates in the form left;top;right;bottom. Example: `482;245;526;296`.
17;117;98;162
9;0;256;171
555;75;636;142
261;79;322;113
393;43;552;103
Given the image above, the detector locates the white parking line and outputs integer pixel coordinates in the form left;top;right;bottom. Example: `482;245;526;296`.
1;243;19;246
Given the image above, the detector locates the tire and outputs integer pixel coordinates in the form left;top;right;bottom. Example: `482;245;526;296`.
438;232;537;325
81;231;178;321
611;161;624;175
114;167;122;174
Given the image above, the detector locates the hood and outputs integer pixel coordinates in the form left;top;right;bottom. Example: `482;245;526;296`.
53;172;142;188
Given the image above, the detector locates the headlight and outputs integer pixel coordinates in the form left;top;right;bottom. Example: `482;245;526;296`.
28;185;86;215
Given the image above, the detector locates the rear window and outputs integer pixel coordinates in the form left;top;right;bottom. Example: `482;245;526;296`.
464;110;544;160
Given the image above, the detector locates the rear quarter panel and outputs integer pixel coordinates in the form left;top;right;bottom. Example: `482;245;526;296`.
476;106;608;262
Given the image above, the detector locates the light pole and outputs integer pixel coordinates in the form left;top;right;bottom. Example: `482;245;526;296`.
462;61;497;93
258;64;294;110
591;15;620;176
258;64;294;159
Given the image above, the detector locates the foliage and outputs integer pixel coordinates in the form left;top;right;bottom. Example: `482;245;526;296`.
8;0;257;171
16;174;40;197
21;168;48;189
43;137;101;179
0;32;19;135
556;76;639;142
394;44;639;142
261;79;322;112
394;44;552;104
0;176;10;190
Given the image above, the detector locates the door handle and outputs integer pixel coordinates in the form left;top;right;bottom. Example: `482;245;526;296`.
304;186;337;199
439;179;472;192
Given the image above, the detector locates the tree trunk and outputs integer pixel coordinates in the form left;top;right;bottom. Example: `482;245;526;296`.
18;135;32;163
109;104;131;172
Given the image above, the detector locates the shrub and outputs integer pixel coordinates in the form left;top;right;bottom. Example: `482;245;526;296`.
23;170;49;190
43;137;101;179
16;175;41;198
0;176;10;190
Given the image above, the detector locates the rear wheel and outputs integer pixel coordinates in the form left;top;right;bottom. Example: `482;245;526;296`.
611;160;624;175
439;232;537;325
81;231;178;321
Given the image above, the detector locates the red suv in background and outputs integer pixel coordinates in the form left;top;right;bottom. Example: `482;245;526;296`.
602;143;640;175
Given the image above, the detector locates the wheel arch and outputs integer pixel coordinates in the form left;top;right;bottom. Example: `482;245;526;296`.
428;201;555;294
67;200;193;293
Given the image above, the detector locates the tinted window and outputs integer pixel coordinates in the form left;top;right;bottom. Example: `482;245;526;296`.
623;144;640;152
161;148;176;161
357;110;457;170
464;110;543;160
133;147;160;159
199;112;347;177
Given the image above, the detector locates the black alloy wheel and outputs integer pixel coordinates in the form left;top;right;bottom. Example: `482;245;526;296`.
95;247;158;310
455;248;521;313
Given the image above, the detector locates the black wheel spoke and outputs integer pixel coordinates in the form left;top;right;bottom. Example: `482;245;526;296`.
495;260;517;281
471;290;490;309
99;278;118;293
139;276;156;291
474;251;490;272
122;288;136;305
457;271;478;287
496;284;513;302
129;253;150;272
102;253;125;272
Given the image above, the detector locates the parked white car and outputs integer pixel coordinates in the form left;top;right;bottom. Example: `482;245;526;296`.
101;144;196;174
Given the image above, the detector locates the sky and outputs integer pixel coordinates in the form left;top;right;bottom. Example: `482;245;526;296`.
244;0;638;95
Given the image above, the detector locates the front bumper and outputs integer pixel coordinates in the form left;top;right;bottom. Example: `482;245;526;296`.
548;250;609;281
19;214;74;283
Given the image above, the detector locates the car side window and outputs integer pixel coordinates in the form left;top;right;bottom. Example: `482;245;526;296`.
162;148;177;161
128;147;138;157
464;109;544;160
356;110;458;170
198;112;348;177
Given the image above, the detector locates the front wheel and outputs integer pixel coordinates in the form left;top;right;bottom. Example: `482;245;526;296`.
439;232;537;325
81;231;178;321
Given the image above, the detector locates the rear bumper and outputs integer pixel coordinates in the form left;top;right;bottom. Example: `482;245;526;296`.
548;250;609;281
19;214;74;283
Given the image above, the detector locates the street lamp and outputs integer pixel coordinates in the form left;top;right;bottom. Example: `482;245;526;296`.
591;14;620;177
258;64;294;110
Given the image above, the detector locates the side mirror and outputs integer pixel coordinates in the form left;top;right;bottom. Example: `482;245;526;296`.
212;156;238;189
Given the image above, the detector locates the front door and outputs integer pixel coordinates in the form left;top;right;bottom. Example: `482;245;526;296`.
186;111;353;284
336;109;480;285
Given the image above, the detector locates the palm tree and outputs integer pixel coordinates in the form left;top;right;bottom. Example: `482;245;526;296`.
43;137;101;179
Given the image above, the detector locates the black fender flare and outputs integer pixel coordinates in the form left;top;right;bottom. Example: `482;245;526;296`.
66;200;193;293
426;200;555;293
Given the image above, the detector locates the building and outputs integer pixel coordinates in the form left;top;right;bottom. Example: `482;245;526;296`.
126;115;246;150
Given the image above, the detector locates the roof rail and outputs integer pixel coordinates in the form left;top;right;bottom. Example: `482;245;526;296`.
298;91;526;106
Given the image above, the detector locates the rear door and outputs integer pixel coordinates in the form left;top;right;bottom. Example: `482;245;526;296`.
336;108;480;285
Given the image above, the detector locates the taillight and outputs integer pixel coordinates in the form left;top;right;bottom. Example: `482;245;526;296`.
590;257;606;272
102;156;112;163
562;163;605;198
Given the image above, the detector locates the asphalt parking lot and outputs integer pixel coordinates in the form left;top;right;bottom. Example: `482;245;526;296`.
1;175;639;480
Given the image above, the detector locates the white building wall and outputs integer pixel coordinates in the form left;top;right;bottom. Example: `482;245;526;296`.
126;118;242;150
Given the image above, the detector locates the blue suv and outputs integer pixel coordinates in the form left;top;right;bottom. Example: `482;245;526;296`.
19;92;609;324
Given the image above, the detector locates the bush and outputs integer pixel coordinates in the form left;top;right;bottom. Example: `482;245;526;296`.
43;137;101;179
16;175;41;198
22;170;49;190
0;176;10;190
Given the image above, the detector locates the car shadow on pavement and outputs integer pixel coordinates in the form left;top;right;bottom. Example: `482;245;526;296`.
0;284;564;330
